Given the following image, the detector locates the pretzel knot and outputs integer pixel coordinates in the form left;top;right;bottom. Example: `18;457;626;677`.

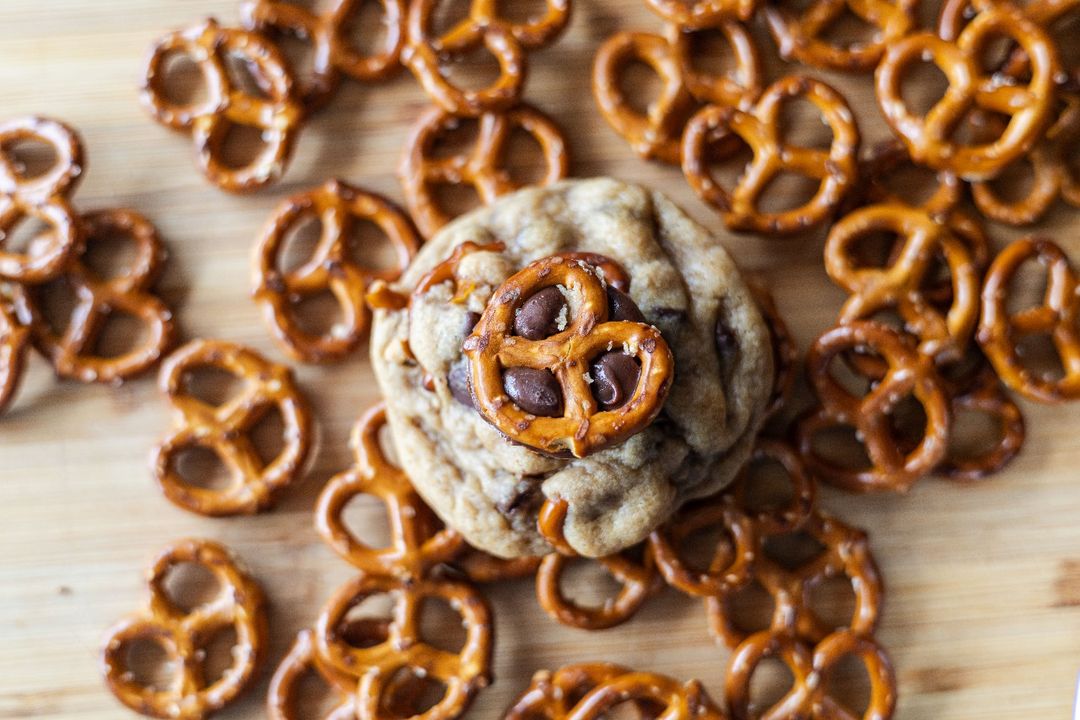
875;0;1059;181
27;209;176;384
796;321;951;493
314;573;493;720
463;254;674;458
240;0;406;109
316;402;464;578
403;0;571;116
824;202;980;365
399;103;569;237
0;116;84;282
725;629;896;720
253;180;419;363
978;237;1080;403
152;339;314;515
764;0;919;72
139;18;304;193
682;76;860;235
0;284;31;416
536;547;662;630
101;539;268;720
705;511;883;649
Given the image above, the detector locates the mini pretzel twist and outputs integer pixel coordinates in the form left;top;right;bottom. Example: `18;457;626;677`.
728;437;817;536
725;629;896;720
463;254;674;458
682;76;860;235
0;283;31;416
152;339;314;515
978;236;1080;403
763;0;919;72
824;202;980;364
795;321;951;493
875;0;1059;180
399;103;569;237
402;0;571;116
27;209;176;383
536;547;662;630
645;0;758;24
268;630;357;720
139;18;304;193
314;573;493;719
668;21;762;109
253;180;419;363
706;511;883;649
240;0;406;109
101;539;268;720
316;402;464;578
0;116;84;282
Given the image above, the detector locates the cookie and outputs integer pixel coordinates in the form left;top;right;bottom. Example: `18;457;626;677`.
370;178;773;558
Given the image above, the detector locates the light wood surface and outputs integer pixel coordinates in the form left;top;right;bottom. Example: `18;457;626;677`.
2;1;1080;718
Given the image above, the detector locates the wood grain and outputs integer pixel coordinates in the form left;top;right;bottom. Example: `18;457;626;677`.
1;1;1079;719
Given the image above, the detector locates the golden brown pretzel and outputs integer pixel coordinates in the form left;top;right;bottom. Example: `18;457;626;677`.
152;339;314;515
464;254;673;457
27;209;176;383
875;0;1059;180
764;0;919;72
667;21;762;110
240;0;406;109
316;402;464;577
645;0;758;24
748;282;798;421
824;202;980;364
648;496;757;598
0;116;84;282
314;573;493;719
937;360;1025;482
101;539;268;720
705;511;882;649
795;321;951;493
978;236;1080;402
504;664;628;719
253;180;419;363
399;103;569;237
402;0;570;116
267;630;356;720
682;76;860;235
725;629;896;720
536;547;662;630
0;283;31;416
452;546;541;583
139;18;304;192
847;139;963;216
729;437;817;536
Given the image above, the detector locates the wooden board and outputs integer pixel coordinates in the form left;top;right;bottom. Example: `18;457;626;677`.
2;1;1080;718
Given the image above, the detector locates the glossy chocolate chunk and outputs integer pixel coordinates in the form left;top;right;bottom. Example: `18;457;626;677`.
607;286;646;323
504;367;563;417
591;351;641;409
514;287;568;340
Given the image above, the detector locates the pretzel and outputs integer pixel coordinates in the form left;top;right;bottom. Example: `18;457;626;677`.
682;76;860;235
316;402;464;577
399;103;569;237
645;0;758;25
846;139;962;216
268;630;356;720
253;180;419;363
139;18;304;192
978;236;1080;403
875;0;1059;181
749;282;798;421
504;664;628;719
824;202;980;365
937;360;1025;482
101;539;268;720
314;573;492;719
648;496;756;598
452;546;541;583
463;254;674;458
27;209;176;384
536;547;662;630
0;116;84;282
705;511;882;649
763;0;918;72
240;0;406;109
402;0;571;116
729;437;817;536
592;32;696;164
667;21;762;110
795;321;951;493
0;283;31;416
725;629;896;720
152;339;314;515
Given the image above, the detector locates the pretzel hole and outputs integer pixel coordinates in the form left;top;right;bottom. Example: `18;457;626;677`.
213;121;274;172
806;575;858;636
418;596;469;653
82;225;143;282
617;60;665;117
589;698;665;719
898;58;949;118
700;134;755;194
93;311;152;361
290;668;349;719
288;290;349;340
680;28;745;86
716;579;774;638
341;0;393;58
430;181;483;227
843;230;902;270
427;116;481;159
676;518;738;575
495;0;555;26
338;492;394;552
748;656;796;712
872;161;948;208
31;276;77;338
502;127;553;188
428;0;473;39
157;51;211;108
345;218;406;274
440;45;506;92
778;97;835;151
981;153;1037;204
224;52;276;101
0;137;60;182
251;405;288;467
822;653;874;718
826;349;877;396
340;593;396;641
1003;255;1050;316
740;455;798;518
763;531;827;571
807;423;873;473
197;624;239;688
264;29;319;92
886;394;929;453
552;556;628;608
278;213;323;273
120;636;177;692
172;445;238;492
162;561;224;612
948;400;1007;464
0;213;55;257
181;365;247;408
382;668;448;717
816;9;881;50
1014;333;1066;382
756;171;823;216
1048;16;1080;80
974;32;1018;75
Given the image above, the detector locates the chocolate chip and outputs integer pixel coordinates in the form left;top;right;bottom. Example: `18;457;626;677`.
514;287;568;340
448;358;474;408
504;367;563;417
591;351;641;410
463;311;481;336
607;286;645;323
